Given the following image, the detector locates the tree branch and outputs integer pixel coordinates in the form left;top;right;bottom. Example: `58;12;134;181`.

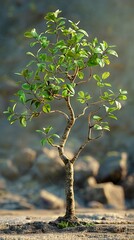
76;105;89;119
76;67;92;85
71;139;90;164
49;110;69;120
60;97;75;148
58;97;75;164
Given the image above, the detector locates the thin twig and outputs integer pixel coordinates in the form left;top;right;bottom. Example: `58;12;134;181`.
49;110;69;120
76;67;92;85
76;105;89;119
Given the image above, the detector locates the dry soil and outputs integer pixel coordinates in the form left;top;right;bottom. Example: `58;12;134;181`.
0;209;133;240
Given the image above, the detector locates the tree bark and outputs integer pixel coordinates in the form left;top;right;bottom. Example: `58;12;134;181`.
64;161;76;220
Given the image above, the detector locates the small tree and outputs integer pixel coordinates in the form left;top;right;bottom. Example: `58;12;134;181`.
5;10;127;223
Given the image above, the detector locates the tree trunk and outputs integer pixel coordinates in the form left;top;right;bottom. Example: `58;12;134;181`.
64;161;76;220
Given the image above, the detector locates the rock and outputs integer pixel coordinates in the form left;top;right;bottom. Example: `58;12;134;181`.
0;159;19;180
122;175;134;200
126;199;134;209
87;201;104;209
86;177;97;187
31;148;64;182
84;182;125;209
39;189;64;209
97;152;128;183
0;178;6;190
74;155;99;186
0;191;35;210
12;148;36;175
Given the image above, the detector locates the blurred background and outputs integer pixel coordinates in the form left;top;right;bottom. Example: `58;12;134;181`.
0;0;133;211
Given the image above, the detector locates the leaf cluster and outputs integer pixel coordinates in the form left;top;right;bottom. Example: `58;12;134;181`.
4;9;127;146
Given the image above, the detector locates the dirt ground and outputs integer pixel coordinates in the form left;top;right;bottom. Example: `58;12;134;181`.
0;209;133;240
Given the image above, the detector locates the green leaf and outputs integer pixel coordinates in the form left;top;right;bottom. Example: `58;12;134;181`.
96;58;105;68
93;74;101;81
40;138;47;146
108;114;118;120
62;89;68;97
26;52;35;58
119;89;128;95
22;83;31;90
78;91;84;97
49;64;55;72
79;29;89;37
94;124;103;130
103;105;109;112
30;41;38;47
93;115;102;121
20;116;27;127
66;84;75;95
24;28;38;38
104;83;112;87
77;91;91;103
36;129;45;134
8;113;14;121
85;93;91;100
3;106;12;114
87;55;98;66
26;60;36;67
47;137;54;145
35;101;41;109
31;28;38;38
15;72;22;76
54;9;62;18
77;98;85;104
17;90;26;103
24;31;34;38
108;107;118;113
12;103;17;112
94;47;102;54
37;63;46;72
97;82;104;87
118;95;127;100
43;126;53;134
78;90;84;96
51;134;60;139
103;126;110;131
78;71;84;79
107;49;118;57
102;72;110;80
42;104;51;113
115;101;122;110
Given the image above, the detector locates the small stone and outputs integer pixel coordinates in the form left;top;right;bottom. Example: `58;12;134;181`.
40;189;64;209
74;155;100;186
0;177;6;190
84;182;125;209
86;177;97;187
12;148;36;175
0;159;19;180
97;151;128;183
122;175;134;199
87;201;104;209
31;150;64;182
0;192;35;210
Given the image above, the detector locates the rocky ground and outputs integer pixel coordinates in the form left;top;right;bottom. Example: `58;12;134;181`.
0;147;134;211
0;209;134;240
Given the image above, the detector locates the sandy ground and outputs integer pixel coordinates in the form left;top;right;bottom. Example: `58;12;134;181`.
0;209;134;240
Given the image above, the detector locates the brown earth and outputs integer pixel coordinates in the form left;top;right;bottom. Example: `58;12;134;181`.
0;209;133;240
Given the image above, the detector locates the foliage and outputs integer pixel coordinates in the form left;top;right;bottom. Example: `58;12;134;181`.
57;220;94;229
4;9;127;154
